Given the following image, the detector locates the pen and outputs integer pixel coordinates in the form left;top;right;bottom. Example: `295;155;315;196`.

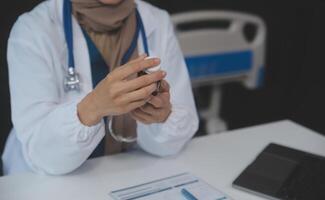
181;188;198;200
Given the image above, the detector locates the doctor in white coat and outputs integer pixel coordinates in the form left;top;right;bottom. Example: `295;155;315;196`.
2;0;198;175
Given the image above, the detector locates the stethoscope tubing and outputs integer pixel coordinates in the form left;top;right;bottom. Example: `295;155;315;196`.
63;0;149;143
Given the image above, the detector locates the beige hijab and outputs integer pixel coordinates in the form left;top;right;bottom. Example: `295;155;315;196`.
72;0;138;154
71;0;138;68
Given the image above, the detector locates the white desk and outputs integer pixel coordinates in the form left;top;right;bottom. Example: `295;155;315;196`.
1;120;325;200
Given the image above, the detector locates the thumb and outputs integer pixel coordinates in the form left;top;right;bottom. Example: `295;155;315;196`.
160;80;170;93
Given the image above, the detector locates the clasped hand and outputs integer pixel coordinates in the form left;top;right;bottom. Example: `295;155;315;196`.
77;54;171;126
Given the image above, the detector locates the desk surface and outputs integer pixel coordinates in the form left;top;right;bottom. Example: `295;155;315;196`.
1;120;325;200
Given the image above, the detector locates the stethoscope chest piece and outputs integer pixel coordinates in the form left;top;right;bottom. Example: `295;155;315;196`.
64;67;80;92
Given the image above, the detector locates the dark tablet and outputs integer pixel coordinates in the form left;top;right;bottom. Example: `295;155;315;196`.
233;143;325;200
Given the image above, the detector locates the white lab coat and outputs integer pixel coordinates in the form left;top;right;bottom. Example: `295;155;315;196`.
2;0;198;175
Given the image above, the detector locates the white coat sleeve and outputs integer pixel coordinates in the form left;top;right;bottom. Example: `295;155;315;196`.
136;13;199;156
7;16;104;175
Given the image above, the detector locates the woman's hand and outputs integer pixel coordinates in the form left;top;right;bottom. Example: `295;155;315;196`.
130;80;172;124
77;55;166;126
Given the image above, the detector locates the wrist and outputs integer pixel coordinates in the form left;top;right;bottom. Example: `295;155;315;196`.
77;92;102;126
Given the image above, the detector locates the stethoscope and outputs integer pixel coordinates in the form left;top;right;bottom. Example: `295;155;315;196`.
63;0;149;143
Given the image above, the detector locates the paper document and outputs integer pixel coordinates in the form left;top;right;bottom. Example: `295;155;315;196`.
110;173;232;200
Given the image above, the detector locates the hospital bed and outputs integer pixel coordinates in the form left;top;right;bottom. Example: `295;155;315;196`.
172;11;266;134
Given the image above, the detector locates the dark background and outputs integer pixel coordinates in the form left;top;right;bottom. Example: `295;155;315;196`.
1;0;325;173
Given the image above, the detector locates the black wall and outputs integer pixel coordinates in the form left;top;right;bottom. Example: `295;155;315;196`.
147;0;325;134
1;0;325;165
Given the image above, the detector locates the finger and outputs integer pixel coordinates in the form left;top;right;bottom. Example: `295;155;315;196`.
120;71;166;93
160;80;170;93
133;54;147;62
133;108;154;122
148;91;170;108
140;104;158;115
118;83;156;104
107;55;146;81
160;91;171;102
148;96;164;108
115;57;161;80
130;110;151;124
128;54;147;64
130;112;146;123
124;99;147;113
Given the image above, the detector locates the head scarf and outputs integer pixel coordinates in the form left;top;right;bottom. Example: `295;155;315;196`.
71;0;138;69
72;0;138;154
